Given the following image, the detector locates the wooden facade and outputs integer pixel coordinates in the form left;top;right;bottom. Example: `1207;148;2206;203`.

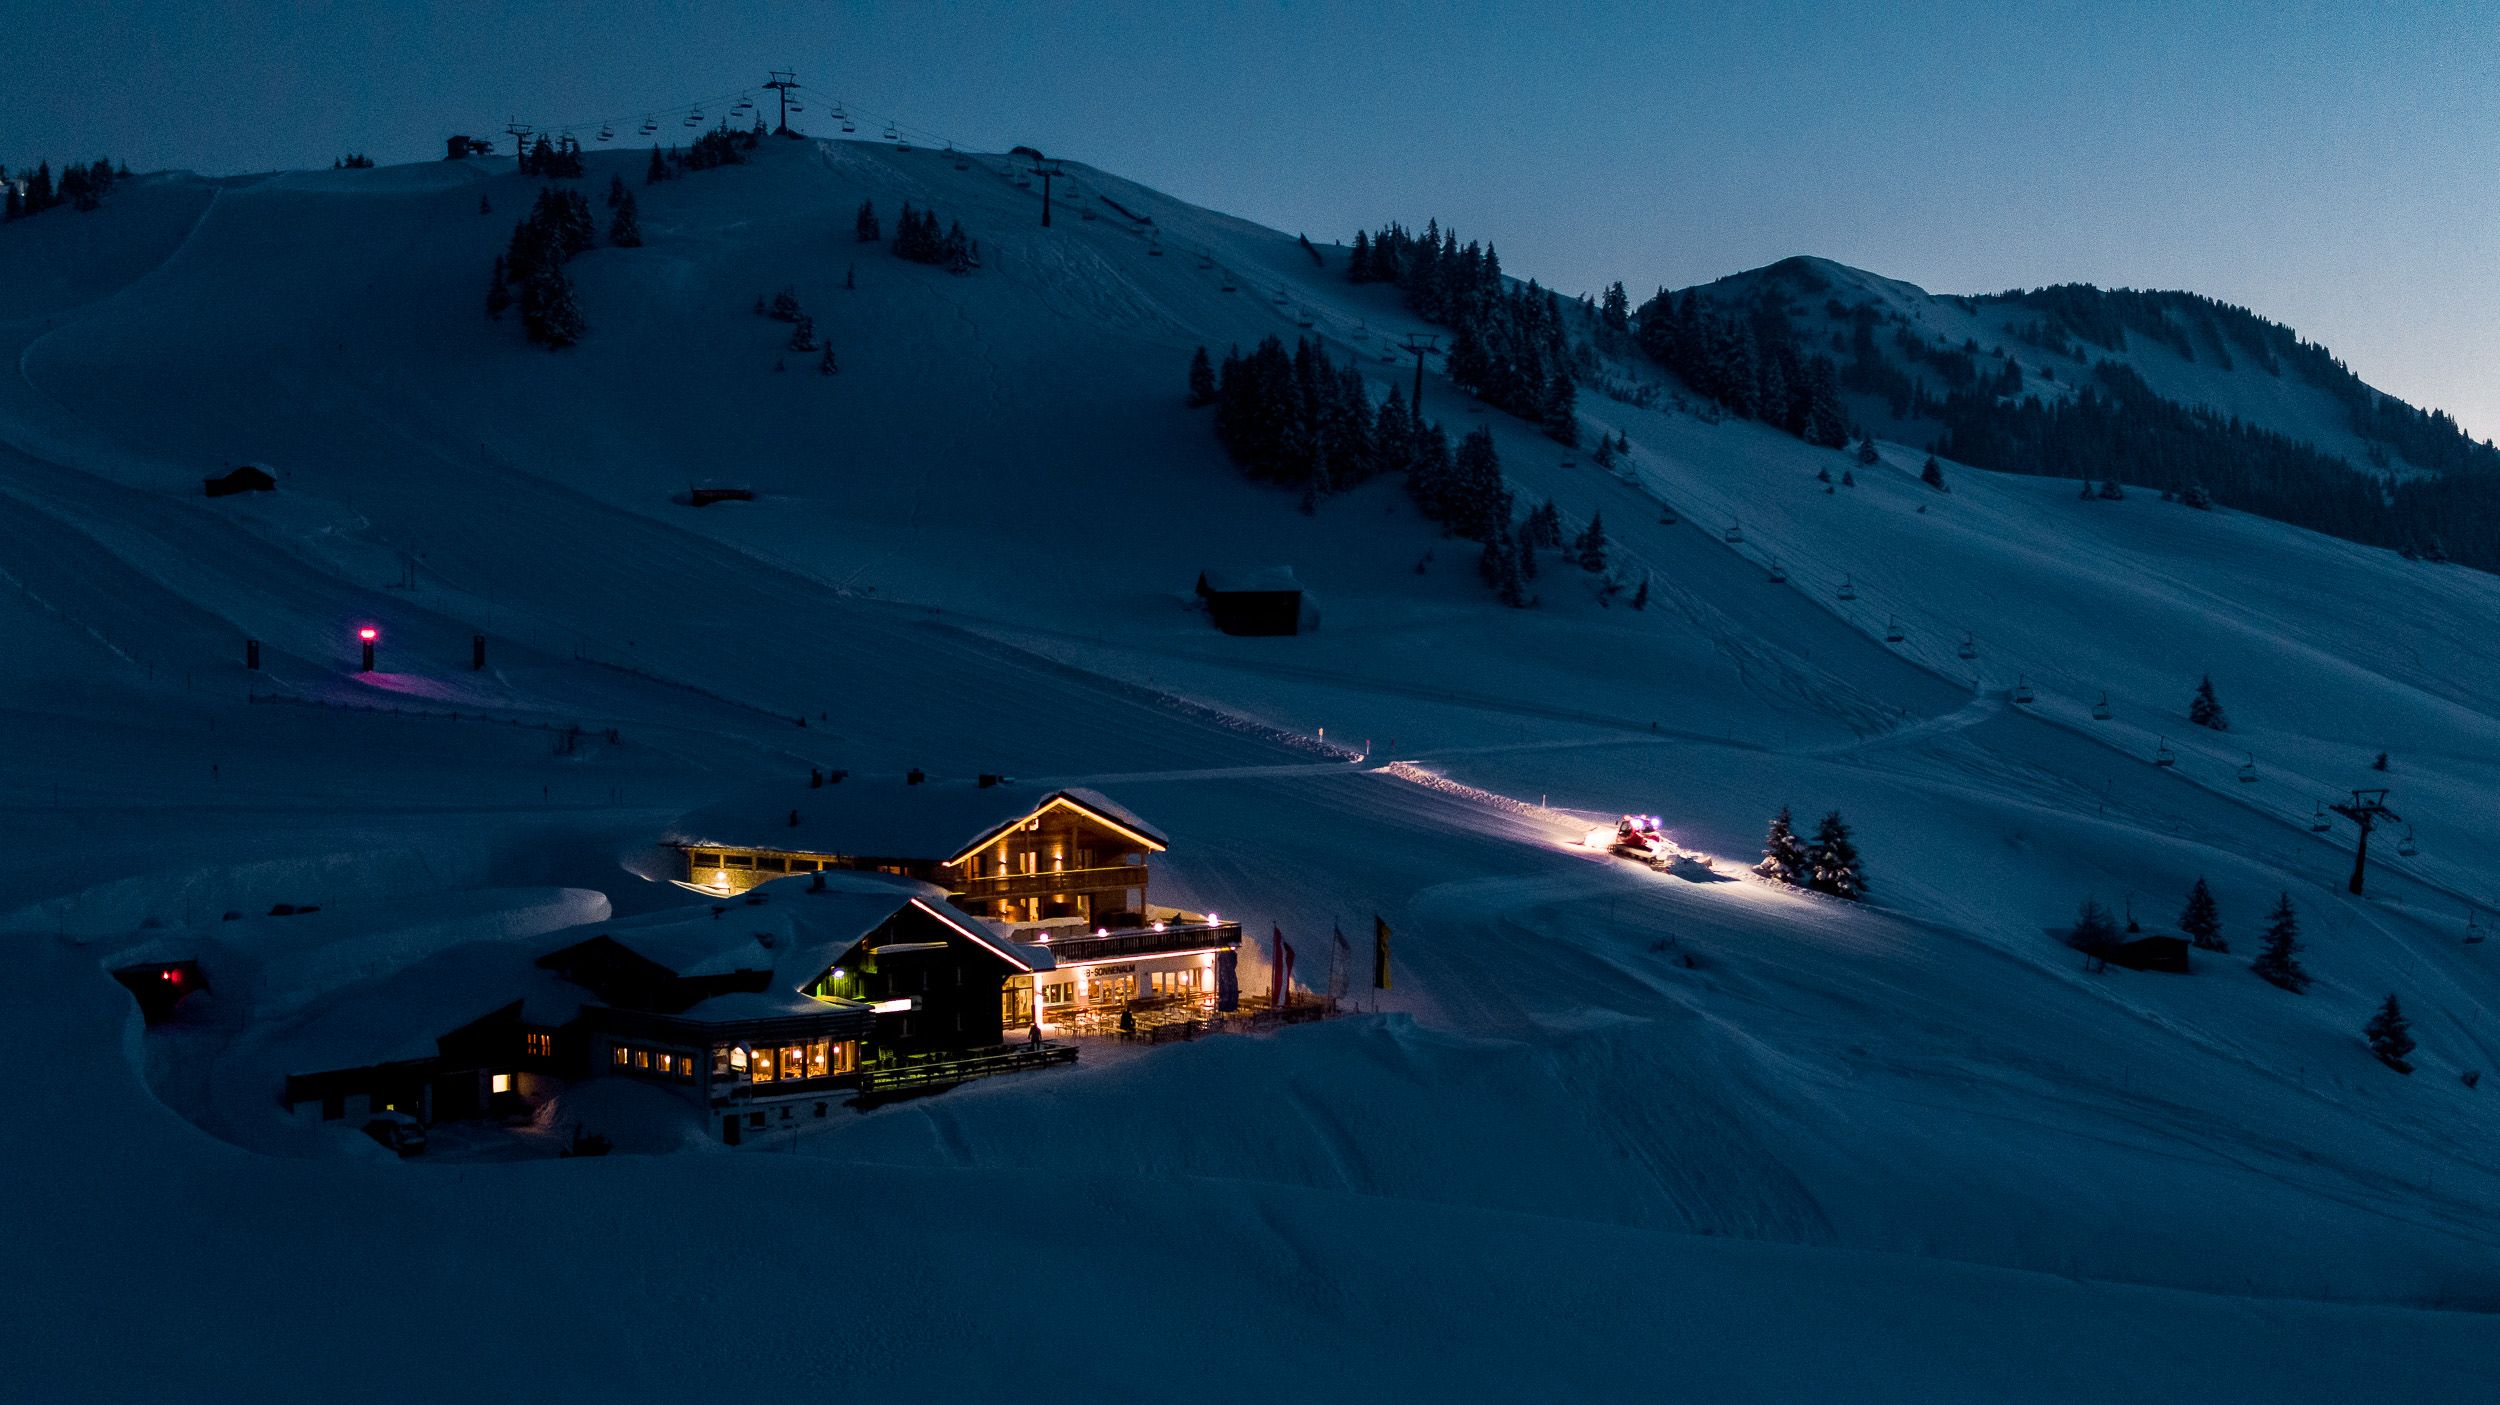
679;789;1163;929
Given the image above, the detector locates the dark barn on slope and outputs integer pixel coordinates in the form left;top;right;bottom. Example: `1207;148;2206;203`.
1196;567;1315;637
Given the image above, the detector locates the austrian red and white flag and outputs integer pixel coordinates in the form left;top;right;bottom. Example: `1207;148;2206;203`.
1270;924;1296;1009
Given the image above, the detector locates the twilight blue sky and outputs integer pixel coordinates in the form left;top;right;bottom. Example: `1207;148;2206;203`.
9;1;2496;435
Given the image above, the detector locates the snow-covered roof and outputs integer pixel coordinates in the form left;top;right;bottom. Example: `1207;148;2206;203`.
595;871;1052;986
675;988;866;1024
1198;565;1303;594
669;779;1167;864
282;936;588;1073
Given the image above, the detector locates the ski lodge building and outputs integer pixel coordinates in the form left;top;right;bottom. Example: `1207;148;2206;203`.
668;778;1244;1033
275;780;1246;1142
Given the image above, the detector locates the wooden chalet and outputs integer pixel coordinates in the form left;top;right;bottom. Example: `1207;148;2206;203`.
671;778;1244;1035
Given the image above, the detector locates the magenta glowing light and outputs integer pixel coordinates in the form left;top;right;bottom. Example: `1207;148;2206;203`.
357;627;378;642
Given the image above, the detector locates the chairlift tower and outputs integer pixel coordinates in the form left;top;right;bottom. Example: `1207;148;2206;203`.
2328;787;2400;896
1398;332;1440;415
1028;157;1066;227
504;119;534;159
763;70;802;133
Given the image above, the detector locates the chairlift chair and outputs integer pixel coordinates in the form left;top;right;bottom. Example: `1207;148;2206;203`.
2091;692;2112;720
1956;632;1977;661
882;122;900;141
1838;575;1857;601
2467;911;2486;945
1884;617;1904;644
2310;803;2332;832
2237;755;2258;784
685;111;703;128
2154;739;2175;767
597;124;614;142
1767;560;1788;584
2013;676;2035;705
1296;311;1315;329
639;117;658;135
1221;277;1239;293
788;101;805;115
1723;522;1744;544
1381;349;1399;363
843;119;858;133
1659;508;1680;526
2398;827;2419;857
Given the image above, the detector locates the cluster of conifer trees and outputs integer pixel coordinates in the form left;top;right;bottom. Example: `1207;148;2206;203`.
1347;221;1580;444
1755;807;1867;900
518;135;586;179
644;125;761;186
886;202;976;272
1631;287;1852;447
2;157;123;220
486;188;595;347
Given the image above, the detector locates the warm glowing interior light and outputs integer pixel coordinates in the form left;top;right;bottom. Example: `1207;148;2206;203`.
491;1073;512;1094
712;869;730;888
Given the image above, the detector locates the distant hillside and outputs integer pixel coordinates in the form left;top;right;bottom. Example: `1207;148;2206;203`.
1661;256;2499;568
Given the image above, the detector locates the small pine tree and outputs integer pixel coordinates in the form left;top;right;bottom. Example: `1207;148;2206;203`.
2363;994;2415;1067
607;190;642;247
818;343;839;376
2372;751;2389;772
1754;807;1810;886
1840;468;1857;487
606;174;626;208
645;145;668;185
2250;893;2310;992
1574;511;1608;573
1921;455;1948;492
1591;436;1616;469
484;255;511;320
479;193;492;216
2179;877;2225;952
1855;437;1878;466
1187;346;1217;407
1630;573;1649;610
2067;896;2120;954
2189;674;2230;732
1806;811;1866;901
788;313;817;353
1515;522;1538;581
769;286;802;322
845;263;856;291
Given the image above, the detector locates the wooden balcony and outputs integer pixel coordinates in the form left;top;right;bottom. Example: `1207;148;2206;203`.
1044;921;1241;965
954;864;1145;902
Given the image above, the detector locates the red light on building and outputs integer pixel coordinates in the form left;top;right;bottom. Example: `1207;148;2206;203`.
358;627;378;642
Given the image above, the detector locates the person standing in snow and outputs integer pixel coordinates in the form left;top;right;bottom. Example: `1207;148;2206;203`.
1026;1022;1043;1051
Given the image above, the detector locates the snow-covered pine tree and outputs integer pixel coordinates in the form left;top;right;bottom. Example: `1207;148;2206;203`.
2180;877;2225;951
1591;436;1616;469
1514;521;1538;581
484;255;510;321
645;145;668;185
1187;347;1217;407
2067;896;2120;954
606;175;625;208
2250;893;2310;992
1841;468;1857;487
1806;811;1867;900
788;313;817;353
1574;511;1608;573
817;343;839;376
1856;436;1879;465
1540;372;1578;447
607;191;642;247
1921;455;1948;492
768;286;802;322
1754;807;1809;887
2189;674;2230;731
1600;281;1630;333
2363;994;2415;1068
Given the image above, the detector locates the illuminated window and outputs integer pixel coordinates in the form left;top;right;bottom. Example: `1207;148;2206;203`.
634;1049;650;1070
831;1041;857;1075
656;1052;673;1075
779;1045;804;1080
491;1073;512;1094
677;1059;694;1081
751;1050;774;1084
808;1039;830;1079
525;1032;554;1058
713;1045;733;1076
611;1046;630;1067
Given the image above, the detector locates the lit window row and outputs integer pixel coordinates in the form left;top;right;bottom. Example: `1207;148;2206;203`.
713;1038;857;1084
608;1043;698;1080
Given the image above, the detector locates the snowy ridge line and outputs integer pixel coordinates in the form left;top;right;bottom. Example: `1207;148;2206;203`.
917;617;1363;763
245;688;614;737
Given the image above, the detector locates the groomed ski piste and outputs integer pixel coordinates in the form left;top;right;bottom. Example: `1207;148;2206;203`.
3;136;2496;1399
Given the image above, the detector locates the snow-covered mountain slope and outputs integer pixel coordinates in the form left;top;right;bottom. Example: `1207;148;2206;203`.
1701;254;2439;474
4;138;2497;1396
